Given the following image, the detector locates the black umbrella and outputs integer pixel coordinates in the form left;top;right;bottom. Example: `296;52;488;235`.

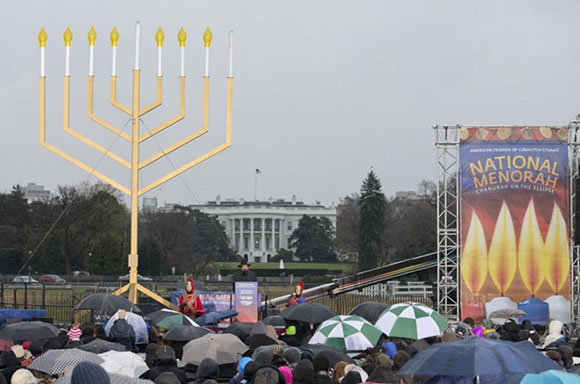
300;344;354;366
280;303;337;324
77;339;126;353
349;302;390;324
245;334;278;352
222;322;256;342
147;309;197;328
0;321;59;341
262;316;286;328
163;326;211;342
194;309;237;326
74;294;142;315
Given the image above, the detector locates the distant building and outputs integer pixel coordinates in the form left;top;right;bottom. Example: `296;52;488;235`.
144;196;337;263
22;183;51;202
395;191;426;201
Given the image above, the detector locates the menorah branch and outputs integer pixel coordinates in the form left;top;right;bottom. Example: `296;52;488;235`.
138;76;186;143
110;76;132;115
139;76;208;168
40;77;130;194
88;76;131;142
139;76;162;116
138;77;233;195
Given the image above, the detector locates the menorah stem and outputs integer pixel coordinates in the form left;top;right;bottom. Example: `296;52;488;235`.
129;69;141;303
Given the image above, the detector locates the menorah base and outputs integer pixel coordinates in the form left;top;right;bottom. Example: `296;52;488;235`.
112;282;178;311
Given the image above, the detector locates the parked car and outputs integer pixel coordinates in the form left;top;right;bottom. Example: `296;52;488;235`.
37;274;66;284
12;276;39;284
72;271;90;277
118;274;153;282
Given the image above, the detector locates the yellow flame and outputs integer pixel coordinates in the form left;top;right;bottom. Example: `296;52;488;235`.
518;199;546;295
461;211;488;294
110;27;119;47
38;28;47;47
545;203;570;294
87;26;97;46
63;27;73;46
488;201;517;294
155;27;165;47
203;27;212;47
177;27;187;47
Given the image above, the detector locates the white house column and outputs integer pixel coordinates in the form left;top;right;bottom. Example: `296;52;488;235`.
261;218;266;254
250;217;255;254
238;219;243;252
231;219;235;250
271;219;275;251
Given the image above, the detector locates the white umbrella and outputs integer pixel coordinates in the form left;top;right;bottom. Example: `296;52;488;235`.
375;302;448;340
99;351;149;378
105;310;149;344
309;315;382;355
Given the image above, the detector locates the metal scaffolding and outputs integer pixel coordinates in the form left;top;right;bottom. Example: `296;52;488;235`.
570;123;580;322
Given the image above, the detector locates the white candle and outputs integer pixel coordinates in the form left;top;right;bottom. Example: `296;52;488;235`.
158;46;162;77
135;22;140;70
180;46;185;77
228;31;234;77
205;46;210;77
65;46;70;76
89;45;94;76
40;47;45;77
112;46;117;76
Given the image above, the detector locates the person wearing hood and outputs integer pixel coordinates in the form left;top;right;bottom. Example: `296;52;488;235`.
366;366;397;384
108;310;136;352
341;371;362;384
145;343;159;368
521;320;540;345
229;357;252;384
140;345;187;384
0;350;22;382
191;358;219;384
154;372;181;384
544;320;566;347
312;355;332;384
287;282;309;307
179;278;204;318
293;360;315;384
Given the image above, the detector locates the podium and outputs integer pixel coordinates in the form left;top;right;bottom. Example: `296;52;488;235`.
234;281;258;323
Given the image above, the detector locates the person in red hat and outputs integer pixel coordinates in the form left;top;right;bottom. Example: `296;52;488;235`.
179;278;204;318
287;281;309;307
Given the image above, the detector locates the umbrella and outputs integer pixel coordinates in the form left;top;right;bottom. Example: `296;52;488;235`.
147;309;197;330
29;348;104;375
163;325;211;342
223;322;256;341
182;333;249;365
280;303;337;324
0;339;14;351
489;309;527;319
56;373;153;384
375;302;447;340
309;315;383;353
78;339;126;354
99;350;149;378
0;321;59;341
105;310;148;344
262;316;286;328
194;309;238;325
398;338;561;377
502;370;580;384
300;344;354;366
349;302;390;324
245;334;278;351
74;294;142;316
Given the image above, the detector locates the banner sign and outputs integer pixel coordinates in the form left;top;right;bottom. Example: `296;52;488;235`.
235;282;259;323
459;126;570;321
171;290;233;313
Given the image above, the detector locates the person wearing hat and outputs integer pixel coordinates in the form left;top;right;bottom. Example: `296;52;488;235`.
179;278;204;318
140;345;187;383
233;258;258;290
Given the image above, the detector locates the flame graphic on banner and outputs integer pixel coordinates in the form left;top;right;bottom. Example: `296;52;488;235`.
518;199;546;296
461;211;488;294
488;201;517;295
545;203;570;294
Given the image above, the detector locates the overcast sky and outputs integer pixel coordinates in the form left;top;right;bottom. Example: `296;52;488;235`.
2;0;580;207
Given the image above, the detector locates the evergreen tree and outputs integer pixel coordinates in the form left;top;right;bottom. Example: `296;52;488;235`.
358;171;386;270
289;215;336;262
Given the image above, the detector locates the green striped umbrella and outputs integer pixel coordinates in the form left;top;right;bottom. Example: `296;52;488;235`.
374;302;447;340
309;315;383;353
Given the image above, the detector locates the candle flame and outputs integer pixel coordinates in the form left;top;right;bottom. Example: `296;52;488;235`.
63;27;73;47
38;28;47;47
110;27;119;47
545;203;570;294
155;28;165;47
203;27;213;47
461;210;488;294
488;201;517;294
177;27;187;47
87;26;97;46
518;199;546;295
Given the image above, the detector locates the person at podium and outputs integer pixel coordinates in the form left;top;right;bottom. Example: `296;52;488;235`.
232;258;257;290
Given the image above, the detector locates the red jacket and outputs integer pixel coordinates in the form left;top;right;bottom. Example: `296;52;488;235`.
179;293;204;317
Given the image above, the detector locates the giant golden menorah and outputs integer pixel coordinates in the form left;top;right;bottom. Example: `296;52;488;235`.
37;23;234;307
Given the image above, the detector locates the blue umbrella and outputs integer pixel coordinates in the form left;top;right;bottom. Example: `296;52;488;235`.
512;370;580;384
399;338;560;377
194;310;238;325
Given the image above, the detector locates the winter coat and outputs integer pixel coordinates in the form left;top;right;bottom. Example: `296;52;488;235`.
544;320;565;347
108;319;136;352
140;361;187;384
190;358;219;384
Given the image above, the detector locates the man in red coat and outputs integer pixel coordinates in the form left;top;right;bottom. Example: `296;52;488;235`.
179;278;204;318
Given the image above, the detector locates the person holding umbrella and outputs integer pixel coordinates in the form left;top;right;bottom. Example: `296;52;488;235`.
179;278;204;318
